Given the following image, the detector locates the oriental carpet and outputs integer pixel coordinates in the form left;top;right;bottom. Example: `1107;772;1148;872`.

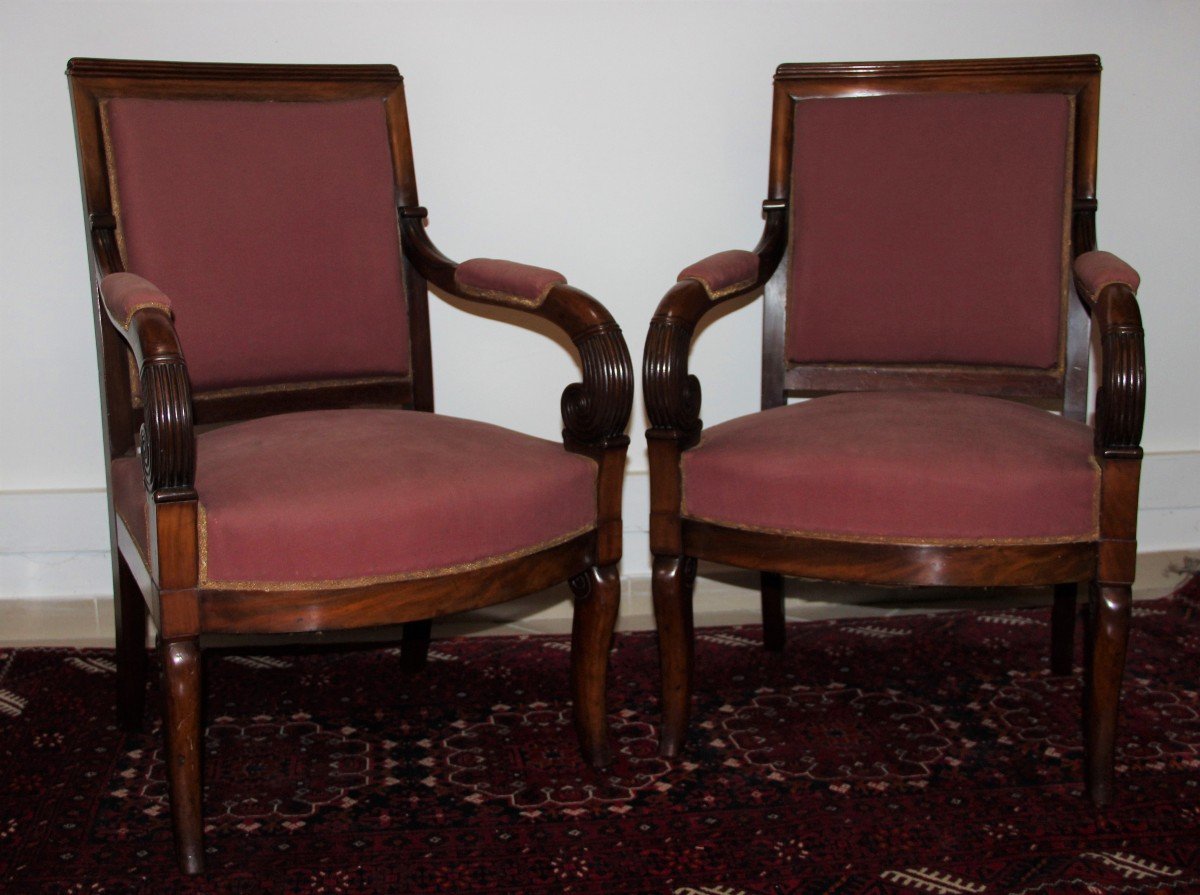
2;577;1198;894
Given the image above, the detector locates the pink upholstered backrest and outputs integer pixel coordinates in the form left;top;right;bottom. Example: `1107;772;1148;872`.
786;92;1071;369
103;97;409;391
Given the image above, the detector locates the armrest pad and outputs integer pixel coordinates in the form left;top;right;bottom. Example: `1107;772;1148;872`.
678;250;759;299
1074;251;1140;300
455;258;567;308
100;272;173;329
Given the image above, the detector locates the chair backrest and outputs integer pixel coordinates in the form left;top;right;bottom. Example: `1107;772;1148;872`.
67;59;432;462
762;56;1101;420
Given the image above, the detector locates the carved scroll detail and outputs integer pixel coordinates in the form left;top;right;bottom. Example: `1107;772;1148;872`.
1095;326;1145;457
561;325;633;447
568;571;592;601
140;359;196;491
643;317;701;434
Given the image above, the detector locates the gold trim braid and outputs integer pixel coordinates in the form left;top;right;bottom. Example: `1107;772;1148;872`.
683;511;1099;546
197;504;594;591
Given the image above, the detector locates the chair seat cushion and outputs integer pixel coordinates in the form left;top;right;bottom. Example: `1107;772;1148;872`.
113;409;597;588
681;391;1099;544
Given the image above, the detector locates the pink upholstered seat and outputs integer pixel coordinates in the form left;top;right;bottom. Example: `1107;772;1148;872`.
681;391;1099;544
113;409;597;588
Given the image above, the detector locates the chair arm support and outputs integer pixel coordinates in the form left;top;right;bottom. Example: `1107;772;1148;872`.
1074;251;1141;303
1069;251;1146;458
100;272;174;329
643;201;788;436
678;250;759;299
99;274;196;494
399;207;633;447
1092;281;1146;459
455;258;566;308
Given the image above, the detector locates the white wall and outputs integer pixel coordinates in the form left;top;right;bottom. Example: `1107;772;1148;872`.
2;1;1198;601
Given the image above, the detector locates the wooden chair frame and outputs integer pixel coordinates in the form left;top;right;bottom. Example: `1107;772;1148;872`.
67;58;633;874
643;56;1145;806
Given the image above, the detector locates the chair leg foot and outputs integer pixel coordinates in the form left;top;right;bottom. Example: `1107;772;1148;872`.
400;619;432;672
1083;582;1131;808
761;571;785;652
162;638;204;874
570;565;619;769
115;554;148;732
1051;582;1078;676
654;555;695;758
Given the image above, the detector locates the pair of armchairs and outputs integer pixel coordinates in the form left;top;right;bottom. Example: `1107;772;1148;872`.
68;55;1143;875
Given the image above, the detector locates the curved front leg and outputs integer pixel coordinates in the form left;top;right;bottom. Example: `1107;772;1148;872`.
570;564;620;768
1084;582;1132;807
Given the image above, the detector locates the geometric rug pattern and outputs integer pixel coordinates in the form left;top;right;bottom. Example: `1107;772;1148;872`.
2;578;1199;893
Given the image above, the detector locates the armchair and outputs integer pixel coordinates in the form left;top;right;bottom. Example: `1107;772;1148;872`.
67;59;632;874
644;56;1144;807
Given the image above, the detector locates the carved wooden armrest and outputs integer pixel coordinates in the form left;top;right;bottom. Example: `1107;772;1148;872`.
1068;251;1145;458
678;250;760;299
643;200;788;437
399;207;633;448
100;272;174;328
1091;281;1146;460
99;273;196;494
1074;251;1141;303
455;258;567;307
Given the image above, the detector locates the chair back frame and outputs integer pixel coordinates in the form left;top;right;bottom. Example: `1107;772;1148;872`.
761;56;1102;421
67;58;434;474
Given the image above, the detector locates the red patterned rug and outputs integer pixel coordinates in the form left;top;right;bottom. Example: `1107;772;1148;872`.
2;579;1199;894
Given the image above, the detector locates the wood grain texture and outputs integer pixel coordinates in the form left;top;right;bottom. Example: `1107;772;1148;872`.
653;555;696;758
1084;583;1132;806
570;565;621;768
683;520;1097;588
162;638;203;874
198;533;596;635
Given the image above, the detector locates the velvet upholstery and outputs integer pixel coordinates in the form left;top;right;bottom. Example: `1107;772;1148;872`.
1074;251;1141;299
786;93;1071;369
99;272;172;328
103;98;410;391
682;392;1099;543
678;250;759;298
112;409;597;587
454;258;566;307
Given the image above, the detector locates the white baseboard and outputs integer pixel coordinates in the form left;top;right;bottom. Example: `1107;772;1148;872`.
2;452;1197;609
1;552;1193;647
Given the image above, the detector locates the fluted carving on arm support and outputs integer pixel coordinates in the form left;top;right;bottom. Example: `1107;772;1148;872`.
562;325;634;448
92;219;197;495
1092;285;1146;459
140;358;196;492
107;303;197;496
399;206;632;448
644;314;702;435
643;201;787;440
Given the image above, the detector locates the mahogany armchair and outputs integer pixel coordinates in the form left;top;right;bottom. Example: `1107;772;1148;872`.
67;59;632;873
644;56;1145;806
